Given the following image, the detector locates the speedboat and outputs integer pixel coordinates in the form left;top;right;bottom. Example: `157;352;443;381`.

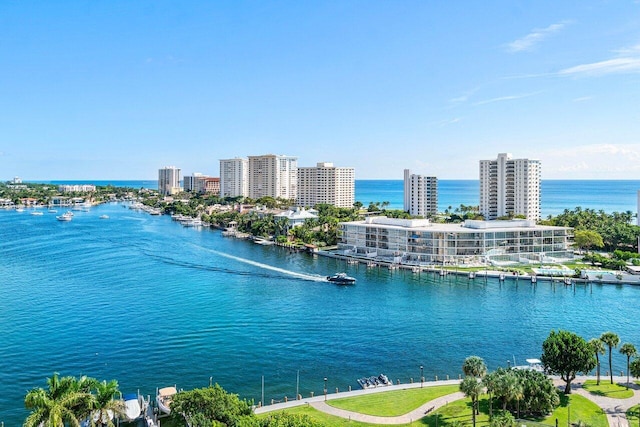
99;215;109;219
31;211;44;216
156;386;177;414
123;392;144;421
327;273;356;285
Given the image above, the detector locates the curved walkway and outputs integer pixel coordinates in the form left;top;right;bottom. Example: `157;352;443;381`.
256;375;640;426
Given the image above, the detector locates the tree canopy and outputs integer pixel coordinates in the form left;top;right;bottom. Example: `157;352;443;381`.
541;330;596;394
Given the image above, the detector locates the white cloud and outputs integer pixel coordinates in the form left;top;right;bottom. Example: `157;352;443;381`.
559;57;640;76
506;22;568;53
474;92;541;105
559;42;640;76
439;117;461;126
541;144;640;178
572;96;592;102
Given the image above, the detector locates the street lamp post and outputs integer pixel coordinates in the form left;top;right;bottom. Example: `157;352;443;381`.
420;365;424;388
324;377;327;401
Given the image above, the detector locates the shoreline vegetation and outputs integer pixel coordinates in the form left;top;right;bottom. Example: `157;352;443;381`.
3;182;639;282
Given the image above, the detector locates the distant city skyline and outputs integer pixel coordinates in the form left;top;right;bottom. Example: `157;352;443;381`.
1;1;639;180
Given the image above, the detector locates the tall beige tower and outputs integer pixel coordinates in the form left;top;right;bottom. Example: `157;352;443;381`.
297;162;355;208
248;154;298;200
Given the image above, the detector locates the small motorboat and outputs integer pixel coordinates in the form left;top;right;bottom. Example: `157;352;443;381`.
99;215;109;219
123;392;144;421
327;273;356;285
156;386;177;414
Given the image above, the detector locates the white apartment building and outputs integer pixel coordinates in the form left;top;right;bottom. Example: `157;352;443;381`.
403;169;438;217
338;217;573;265
297;162;355;208
479;153;540;221
158;166;182;196
219;158;249;198
58;184;96;193
248;154;297;200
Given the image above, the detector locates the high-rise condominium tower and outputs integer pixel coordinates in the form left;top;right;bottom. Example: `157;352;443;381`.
158;166;181;196
247;154;298;200
479;153;540;220
403;169;438;217
297;162;355;208
219;158;249;198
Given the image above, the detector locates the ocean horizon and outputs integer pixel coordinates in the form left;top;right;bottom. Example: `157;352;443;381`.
32;179;640;218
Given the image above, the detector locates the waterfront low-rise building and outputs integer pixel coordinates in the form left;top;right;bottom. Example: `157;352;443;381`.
58;184;96;193
274;207;318;229
338;217;573;265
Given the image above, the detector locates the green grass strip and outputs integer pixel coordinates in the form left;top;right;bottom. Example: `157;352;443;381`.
327;384;459;416
583;379;634;398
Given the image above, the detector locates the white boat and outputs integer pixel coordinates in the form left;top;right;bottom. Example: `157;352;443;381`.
99;215;109;219
31;211;44;216
253;237;275;245
15;207;25;212
123;392;144;421
181;218;203;227
156;386;177;414
48;209;58;213
514;358;544;373
56;212;73;221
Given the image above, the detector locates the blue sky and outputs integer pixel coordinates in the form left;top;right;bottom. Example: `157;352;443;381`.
1;1;639;180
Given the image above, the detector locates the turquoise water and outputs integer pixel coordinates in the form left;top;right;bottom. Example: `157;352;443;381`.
355;180;640;217
1;203;639;425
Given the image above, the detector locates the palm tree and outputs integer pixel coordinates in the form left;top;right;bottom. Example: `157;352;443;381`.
600;332;620;384
460;376;483;427
24;373;93;427
88;379;125;427
463;356;487;379
620;343;637;389
501;371;524;412
482;371;498;419
589;338;606;385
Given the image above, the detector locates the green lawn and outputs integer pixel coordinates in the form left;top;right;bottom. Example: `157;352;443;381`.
259;390;608;427
582;379;634;398
417;397;490;427
541;393;607;427
626;404;640;426
328;385;459;416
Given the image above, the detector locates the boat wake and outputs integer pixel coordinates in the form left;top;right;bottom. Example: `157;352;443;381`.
194;245;328;282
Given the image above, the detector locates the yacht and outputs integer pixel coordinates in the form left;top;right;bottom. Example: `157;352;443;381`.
56;212;73;221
